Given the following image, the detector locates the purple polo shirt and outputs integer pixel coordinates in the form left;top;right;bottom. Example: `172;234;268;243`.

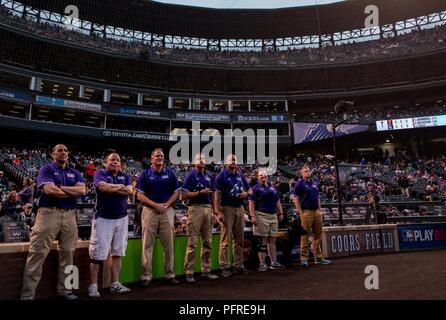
249;182;280;214
136;166;179;203
215;167;250;208
37;162;84;209
292;178;320;210
182;168;214;205
94;169;131;219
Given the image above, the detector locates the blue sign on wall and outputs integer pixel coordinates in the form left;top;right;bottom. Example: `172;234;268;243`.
0;87;31;103
398;223;446;251
35;95;65;107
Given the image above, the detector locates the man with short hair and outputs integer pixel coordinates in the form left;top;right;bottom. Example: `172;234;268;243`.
293;165;331;268
136;148;180;286
21;144;85;300
4;190;22;221
88;153;133;298
214;154;251;277
182;154;219;283
19;203;35;230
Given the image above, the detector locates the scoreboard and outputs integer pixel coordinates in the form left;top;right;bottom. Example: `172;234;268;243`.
376;114;446;131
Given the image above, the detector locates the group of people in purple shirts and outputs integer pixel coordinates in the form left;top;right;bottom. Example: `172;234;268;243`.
19;144;330;300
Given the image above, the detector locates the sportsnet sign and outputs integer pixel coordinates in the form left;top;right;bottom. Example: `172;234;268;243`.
106;105;170;119
398;223;446;251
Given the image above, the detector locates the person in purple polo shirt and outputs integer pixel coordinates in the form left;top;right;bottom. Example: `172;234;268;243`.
249;169;285;271
21;144;85;300
136;148;180;287
182;154;219;283
88;153;133;298
292;165;331;268
214;154;251;278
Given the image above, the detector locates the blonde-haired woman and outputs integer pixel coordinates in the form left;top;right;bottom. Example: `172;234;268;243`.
249;169;285;271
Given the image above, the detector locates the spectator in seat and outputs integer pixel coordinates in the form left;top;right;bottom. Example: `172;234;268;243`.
85;161;97;179
0;171;8;187
425;185;434;202
19;203;35;230
4;191;22;221
18;177;34;205
398;174;410;198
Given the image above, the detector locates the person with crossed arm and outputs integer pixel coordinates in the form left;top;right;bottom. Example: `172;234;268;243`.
88;153;133;298
21;144;85;300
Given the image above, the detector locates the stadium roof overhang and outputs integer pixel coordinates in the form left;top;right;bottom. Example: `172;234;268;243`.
18;0;446;39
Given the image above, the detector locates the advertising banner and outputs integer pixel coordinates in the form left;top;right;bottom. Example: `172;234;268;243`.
293;122;369;144
322;225;399;258
233;114;289;122
101;130;171;141
0;87;31;103
175;112;231;122
398;223;446;251
36;95;101;112
106;105;170;119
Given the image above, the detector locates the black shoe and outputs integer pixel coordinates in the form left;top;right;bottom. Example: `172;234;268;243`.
232;267;251;275
59;292;78;301
165;278;180;285
140;279;151;288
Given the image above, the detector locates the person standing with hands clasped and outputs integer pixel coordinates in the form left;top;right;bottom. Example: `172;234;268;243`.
214;154;251;277
249;169;285;271
136;148;180;287
292;166;331;268
182;154;219;283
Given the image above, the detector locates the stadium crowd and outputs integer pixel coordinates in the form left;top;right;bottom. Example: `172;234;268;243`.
294;100;446;124
1;4;446;67
1;145;445;245
1;147;445;216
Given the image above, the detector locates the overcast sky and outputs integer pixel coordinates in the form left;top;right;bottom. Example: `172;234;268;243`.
155;0;346;9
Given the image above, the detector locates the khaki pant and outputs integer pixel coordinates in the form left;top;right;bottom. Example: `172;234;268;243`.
141;206;175;281
21;208;78;300
300;209;323;262
253;211;278;238
219;206;245;270
184;205;214;275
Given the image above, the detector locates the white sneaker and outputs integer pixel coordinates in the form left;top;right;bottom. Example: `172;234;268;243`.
110;282;131;294
88;284;101;298
270;262;285;270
